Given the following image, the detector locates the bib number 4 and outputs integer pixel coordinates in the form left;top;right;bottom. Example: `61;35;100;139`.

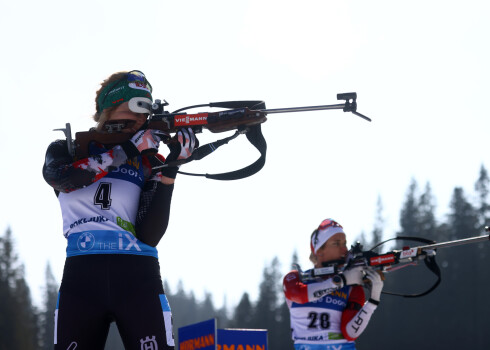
94;182;112;210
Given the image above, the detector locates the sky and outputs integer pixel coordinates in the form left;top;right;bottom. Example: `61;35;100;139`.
1;0;489;311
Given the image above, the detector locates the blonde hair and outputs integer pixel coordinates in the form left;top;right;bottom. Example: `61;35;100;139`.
92;71;128;130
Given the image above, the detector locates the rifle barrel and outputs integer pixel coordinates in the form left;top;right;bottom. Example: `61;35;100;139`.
260;103;345;114
417;234;490;250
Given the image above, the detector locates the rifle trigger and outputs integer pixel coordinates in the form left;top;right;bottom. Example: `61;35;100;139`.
237;127;249;135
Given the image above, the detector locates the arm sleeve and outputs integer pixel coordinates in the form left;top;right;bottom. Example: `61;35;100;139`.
135;180;174;247
341;285;378;341
42;139;130;193
283;270;342;304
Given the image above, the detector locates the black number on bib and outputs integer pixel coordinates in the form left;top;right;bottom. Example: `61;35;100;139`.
307;312;330;329
94;182;112;210
320;313;330;329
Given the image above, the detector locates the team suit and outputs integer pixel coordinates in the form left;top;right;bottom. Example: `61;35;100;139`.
43;139;176;350
283;270;378;350
283;218;382;350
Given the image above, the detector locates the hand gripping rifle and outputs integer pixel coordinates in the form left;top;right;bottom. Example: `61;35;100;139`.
55;92;370;181
295;228;490;298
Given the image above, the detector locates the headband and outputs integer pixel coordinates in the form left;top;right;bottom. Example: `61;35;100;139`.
310;218;344;254
96;70;152;112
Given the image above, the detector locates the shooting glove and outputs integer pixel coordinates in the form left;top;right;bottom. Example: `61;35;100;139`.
365;267;384;302
121;129;163;158
341;266;364;286
161;128;199;179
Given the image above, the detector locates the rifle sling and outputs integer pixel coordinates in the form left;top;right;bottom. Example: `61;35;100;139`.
176;124;267;180
372;236;442;298
171;100;268;181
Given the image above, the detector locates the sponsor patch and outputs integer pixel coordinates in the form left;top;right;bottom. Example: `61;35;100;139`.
129;81;151;92
400;248;418;259
77;232;95;251
174;113;208;126
370;254;395;266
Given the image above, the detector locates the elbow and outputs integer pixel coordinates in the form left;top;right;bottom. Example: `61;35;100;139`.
136;234;162;247
283;272;309;304
145;237;161;247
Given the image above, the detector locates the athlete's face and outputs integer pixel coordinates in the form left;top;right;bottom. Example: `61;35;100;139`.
314;233;348;268
105;102;147;133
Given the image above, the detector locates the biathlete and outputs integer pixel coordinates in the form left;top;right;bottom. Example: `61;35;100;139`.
43;70;197;349
283;219;384;350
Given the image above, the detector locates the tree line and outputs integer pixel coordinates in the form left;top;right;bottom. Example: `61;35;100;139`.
1;165;489;349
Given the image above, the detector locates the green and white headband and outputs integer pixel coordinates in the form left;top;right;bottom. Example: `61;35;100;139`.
96;70;153;113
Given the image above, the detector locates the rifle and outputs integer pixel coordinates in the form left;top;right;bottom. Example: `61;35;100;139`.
295;228;490;298
54;92;371;180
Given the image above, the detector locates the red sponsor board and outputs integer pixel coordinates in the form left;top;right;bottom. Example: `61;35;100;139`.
174;113;209;126
370;254;395;266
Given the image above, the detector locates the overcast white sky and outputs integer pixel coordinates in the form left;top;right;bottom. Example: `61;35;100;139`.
1;0;489;310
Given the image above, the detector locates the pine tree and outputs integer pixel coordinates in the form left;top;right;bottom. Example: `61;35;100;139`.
166;280;199;337
448;187;479;239
197;292;217;323
474;164;490;228
399;178;420;237
252;257;286;349
0;229;14;350
215;296;230;329
472;165;490;348
0;227;40;349
252;258;281;329
439;186;482;347
40;262;59;349
230;292;254;329
275;300;294;349
291;250;299;270
418;182;438;240
370;195;384;249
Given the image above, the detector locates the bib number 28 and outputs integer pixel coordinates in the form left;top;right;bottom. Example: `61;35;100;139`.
307;312;330;329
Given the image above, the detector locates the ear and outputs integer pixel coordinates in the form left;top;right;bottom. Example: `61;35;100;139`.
309;252;318;264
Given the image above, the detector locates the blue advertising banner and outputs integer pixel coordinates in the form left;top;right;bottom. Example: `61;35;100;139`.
217;328;267;350
178;318;217;350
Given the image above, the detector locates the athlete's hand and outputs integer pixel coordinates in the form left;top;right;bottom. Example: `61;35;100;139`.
131;129;163;154
161;128;199;179
122;129;164;157
166;128;199;162
342;266;364;286
365;267;384;302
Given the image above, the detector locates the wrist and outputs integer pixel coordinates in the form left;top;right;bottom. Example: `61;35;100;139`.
370;289;382;302
160;176;175;185
161;166;179;179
